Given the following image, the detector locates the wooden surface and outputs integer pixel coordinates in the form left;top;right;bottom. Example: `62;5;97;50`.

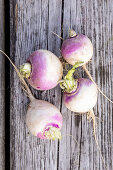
9;0;113;170
0;0;5;169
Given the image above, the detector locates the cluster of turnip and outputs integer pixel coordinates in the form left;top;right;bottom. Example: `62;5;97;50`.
0;29;112;142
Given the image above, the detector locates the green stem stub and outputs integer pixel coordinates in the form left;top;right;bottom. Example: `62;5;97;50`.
60;78;77;93
44;127;61;140
69;29;77;37
60;61;83;93
20;63;31;78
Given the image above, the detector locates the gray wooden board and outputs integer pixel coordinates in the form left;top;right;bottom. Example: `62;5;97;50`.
0;0;5;169
10;0;113;170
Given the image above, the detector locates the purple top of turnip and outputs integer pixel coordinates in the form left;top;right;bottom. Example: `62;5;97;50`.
61;30;93;66
26;99;63;140
20;50;63;90
64;78;98;113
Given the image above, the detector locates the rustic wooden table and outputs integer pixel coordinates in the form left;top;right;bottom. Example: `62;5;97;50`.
0;0;113;170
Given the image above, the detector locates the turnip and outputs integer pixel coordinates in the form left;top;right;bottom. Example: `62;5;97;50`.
26;100;63;139
0;50;63;140
61;30;93;66
59;29;113;103
63;78;98;113
59;63;98;130
20;49;63;90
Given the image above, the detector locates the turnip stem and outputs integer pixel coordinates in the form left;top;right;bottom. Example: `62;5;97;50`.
44;127;61;140
59;61;83;93
83;64;113;104
0;50;35;102
51;31;64;40
66;61;83;79
69;29;76;37
20;63;31;78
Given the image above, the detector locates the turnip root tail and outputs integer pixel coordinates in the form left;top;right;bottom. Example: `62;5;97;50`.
83;64;113;104
0;50;35;101
51;31;64;40
62;134;79;146
87;109;107;169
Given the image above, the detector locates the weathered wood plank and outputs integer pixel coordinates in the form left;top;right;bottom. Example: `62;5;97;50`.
0;0;5;169
59;0;113;170
10;0;113;170
10;0;62;170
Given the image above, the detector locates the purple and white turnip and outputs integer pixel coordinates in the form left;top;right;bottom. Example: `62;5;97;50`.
64;78;98;113
20;49;63;90
26;99;63;139
61;30;93;66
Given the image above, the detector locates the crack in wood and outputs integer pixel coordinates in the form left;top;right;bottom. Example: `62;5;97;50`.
78;118;82;170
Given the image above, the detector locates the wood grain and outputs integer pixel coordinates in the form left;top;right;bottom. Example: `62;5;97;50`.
10;0;113;170
10;0;62;170
0;0;5;169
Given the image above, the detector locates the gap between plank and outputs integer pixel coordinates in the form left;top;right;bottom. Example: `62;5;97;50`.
5;0;10;169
